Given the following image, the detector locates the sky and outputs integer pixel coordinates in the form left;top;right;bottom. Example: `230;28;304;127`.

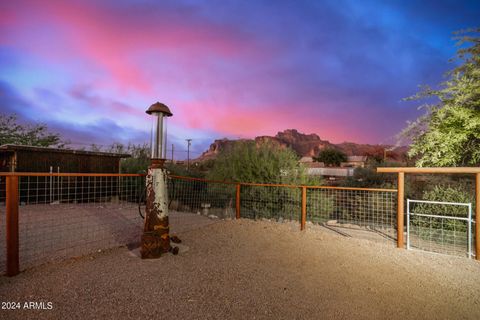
0;0;479;158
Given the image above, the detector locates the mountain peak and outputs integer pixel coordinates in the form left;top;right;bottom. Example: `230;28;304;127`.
196;129;407;161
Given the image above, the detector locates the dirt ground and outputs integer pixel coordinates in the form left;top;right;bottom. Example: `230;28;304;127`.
1;219;479;320
0;203;218;273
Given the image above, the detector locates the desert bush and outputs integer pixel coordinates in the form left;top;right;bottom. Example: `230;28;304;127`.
207;141;322;220
306;190;335;224
411;185;474;235
337;191;396;227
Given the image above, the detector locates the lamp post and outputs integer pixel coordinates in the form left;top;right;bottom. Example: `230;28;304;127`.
141;102;174;259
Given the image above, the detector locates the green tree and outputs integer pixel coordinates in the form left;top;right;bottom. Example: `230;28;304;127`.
120;143;151;174
207;141;321;221
0;113;65;147
313;148;347;167
88;142;152;174
401;28;480;167
208;140;316;185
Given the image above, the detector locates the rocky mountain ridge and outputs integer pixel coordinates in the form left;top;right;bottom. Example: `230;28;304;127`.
197;129;407;161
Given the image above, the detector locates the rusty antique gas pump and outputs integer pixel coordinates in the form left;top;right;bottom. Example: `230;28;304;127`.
141;102;177;258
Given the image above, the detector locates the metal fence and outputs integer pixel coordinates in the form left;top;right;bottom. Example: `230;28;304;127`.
307;187;397;242
166;175;477;258
168;176;236;219
168;176;398;244
1;172;478;276
0;174;146;275
407;199;475;258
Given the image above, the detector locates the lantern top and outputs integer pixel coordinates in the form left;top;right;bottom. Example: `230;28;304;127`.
146;102;173;117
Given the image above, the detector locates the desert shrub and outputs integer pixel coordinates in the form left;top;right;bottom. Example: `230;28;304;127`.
338;191;396;228
342;167;395;189
306;191;335;224
411;185;474;235
208;141;322;220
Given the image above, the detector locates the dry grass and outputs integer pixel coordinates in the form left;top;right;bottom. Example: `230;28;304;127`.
1;219;479;319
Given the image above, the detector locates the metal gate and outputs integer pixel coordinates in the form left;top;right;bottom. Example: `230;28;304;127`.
407;199;473;258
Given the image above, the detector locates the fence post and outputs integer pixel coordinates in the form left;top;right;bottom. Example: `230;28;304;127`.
476;173;479;260
301;186;307;231
6;175;20;276
236;184;241;219
397;172;405;249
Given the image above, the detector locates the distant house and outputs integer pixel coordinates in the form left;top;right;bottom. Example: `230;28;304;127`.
341;156;367;168
299;155;359;178
299;157;325;168
299;156;314;163
306;167;355;178
0;144;130;173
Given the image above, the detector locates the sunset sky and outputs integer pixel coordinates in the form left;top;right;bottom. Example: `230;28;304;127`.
1;0;479;158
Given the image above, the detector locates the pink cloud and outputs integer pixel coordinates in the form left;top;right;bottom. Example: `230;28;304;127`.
68;84;139;116
2;0;265;94
1;0;408;145
173;99;359;142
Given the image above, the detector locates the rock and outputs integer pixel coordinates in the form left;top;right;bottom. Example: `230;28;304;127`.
326;220;338;226
170;235;182;244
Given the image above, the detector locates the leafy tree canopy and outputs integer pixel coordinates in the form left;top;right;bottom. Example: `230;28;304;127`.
0;113;65;147
84;142;151;174
401;28;480;167
313;148;347;167
208;141;319;185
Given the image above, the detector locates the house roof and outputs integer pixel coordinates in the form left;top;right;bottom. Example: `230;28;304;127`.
299;156;314;163
0;144;131;158
307;167;355;177
304;162;324;168
346;155;367;162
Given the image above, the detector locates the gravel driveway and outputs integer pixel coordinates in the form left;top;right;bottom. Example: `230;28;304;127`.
1;219;479;319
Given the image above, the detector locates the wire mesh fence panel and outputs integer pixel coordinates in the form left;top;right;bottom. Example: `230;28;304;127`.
407;200;474;258
404;173;476;258
14;175;145;270
3;172;478;273
168;177;236;219
307;188;397;244
240;185;301;222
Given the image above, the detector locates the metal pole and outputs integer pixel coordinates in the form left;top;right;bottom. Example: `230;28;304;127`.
141;159;171;259
476;173;480;260
49;166;52;203
171;144;174;163
406;199;410;250
301;186;307;230
155;114;163;159
468;203;472;259
186;139;192;170
236;184;241;219
397;172;405;249
6;175;19;276
57;166;60;203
